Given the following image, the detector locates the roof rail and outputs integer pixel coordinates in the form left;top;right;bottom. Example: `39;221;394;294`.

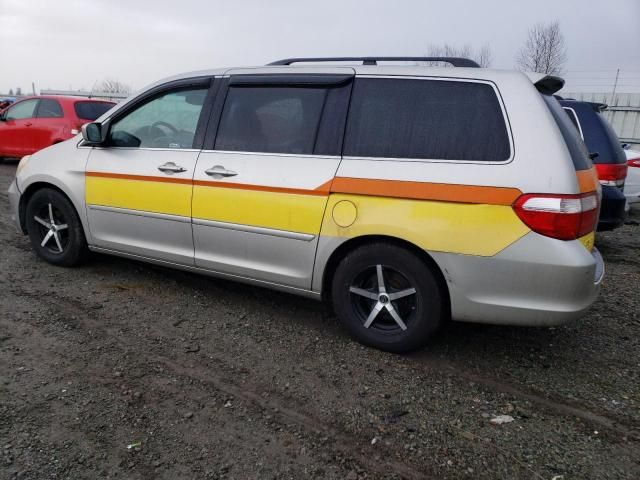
267;57;480;68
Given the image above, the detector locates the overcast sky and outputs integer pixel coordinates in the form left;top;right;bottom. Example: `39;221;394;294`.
1;0;639;95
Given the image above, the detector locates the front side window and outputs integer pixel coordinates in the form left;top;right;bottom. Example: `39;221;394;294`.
344;78;511;161
6;99;38;120
36;99;63;118
215;86;328;155
109;88;207;148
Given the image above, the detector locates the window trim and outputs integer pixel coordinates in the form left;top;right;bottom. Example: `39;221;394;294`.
562;106;584;140
342;75;515;165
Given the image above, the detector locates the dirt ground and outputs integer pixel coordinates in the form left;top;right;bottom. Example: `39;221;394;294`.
1;160;639;480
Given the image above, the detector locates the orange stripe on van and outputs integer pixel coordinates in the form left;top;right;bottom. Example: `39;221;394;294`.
193;179;331;196
329;177;522;205
86;171;193;185
576;167;598;193
86;171;521;205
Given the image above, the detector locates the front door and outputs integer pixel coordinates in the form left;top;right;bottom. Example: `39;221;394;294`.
0;98;39;157
192;71;353;288
85;81;212;264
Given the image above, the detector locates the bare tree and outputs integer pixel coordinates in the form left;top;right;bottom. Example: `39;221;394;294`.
477;43;492;68
516;21;567;75
424;43;492;67
97;79;132;95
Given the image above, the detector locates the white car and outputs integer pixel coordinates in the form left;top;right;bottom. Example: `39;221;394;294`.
625;148;640;204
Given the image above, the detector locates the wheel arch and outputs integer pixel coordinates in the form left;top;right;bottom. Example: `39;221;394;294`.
320;235;451;317
19;182;82;235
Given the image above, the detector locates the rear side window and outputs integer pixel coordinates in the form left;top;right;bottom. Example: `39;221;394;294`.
36;99;63;118
75;101;115;121
543;96;591;171
344;78;511;161
215;86;327;155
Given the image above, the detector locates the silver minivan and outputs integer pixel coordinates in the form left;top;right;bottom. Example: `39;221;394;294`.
8;57;604;352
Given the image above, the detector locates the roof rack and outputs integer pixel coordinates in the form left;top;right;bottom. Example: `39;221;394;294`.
267;57;480;68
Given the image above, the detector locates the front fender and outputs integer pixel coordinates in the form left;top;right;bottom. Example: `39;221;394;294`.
17;141;93;244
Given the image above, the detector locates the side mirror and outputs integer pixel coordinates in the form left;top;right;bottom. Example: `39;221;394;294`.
81;122;104;144
0;111;6;122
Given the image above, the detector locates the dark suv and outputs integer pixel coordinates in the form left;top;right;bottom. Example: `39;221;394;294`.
559;98;628;230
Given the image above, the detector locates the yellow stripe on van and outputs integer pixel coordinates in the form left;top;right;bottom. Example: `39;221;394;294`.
578;232;595;252
192;185;328;234
86;176;192;217
320;194;530;257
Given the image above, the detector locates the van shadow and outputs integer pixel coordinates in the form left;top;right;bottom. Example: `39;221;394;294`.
88;252;584;369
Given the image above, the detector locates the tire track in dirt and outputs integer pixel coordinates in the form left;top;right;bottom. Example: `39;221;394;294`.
6;238;640;448
409;351;640;442
6;286;431;480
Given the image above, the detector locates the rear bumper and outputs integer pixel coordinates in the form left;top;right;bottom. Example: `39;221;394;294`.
7;178;22;232
431;232;603;327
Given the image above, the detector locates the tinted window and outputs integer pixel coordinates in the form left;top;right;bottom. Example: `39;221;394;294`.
75;101;115;121
215;86;327;155
36;99;63;118
109;88;207;149
543;95;591;171
6;99;38;120
594;112;627;165
344;78;511;161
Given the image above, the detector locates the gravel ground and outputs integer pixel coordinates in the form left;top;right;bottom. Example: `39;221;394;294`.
1;160;639;479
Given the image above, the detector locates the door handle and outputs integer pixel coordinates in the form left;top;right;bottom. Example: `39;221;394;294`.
157;162;187;174
205;165;238;178
25;122;33;127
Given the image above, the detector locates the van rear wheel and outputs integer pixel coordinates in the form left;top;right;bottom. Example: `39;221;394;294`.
331;243;443;353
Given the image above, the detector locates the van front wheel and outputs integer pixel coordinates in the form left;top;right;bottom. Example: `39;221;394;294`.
25;188;87;267
331;243;443;353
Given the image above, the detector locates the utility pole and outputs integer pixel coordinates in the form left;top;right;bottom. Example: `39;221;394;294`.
610;68;620;106
32;82;36;96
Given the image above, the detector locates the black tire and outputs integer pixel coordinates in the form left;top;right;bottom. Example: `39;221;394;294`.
331;242;443;353
25;188;87;267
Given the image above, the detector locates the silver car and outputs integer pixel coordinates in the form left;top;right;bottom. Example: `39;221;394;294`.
7;57;604;352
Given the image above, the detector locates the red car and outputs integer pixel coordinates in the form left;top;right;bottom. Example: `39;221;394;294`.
0;96;115;159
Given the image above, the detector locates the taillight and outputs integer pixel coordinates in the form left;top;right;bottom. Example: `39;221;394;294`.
594;163;627;187
513;192;599;240
628;157;640;168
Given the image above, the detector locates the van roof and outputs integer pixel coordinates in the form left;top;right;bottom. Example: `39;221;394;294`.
148;64;547;89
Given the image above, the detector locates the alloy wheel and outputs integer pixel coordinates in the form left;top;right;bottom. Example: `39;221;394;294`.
349;264;418;332
33;202;69;254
